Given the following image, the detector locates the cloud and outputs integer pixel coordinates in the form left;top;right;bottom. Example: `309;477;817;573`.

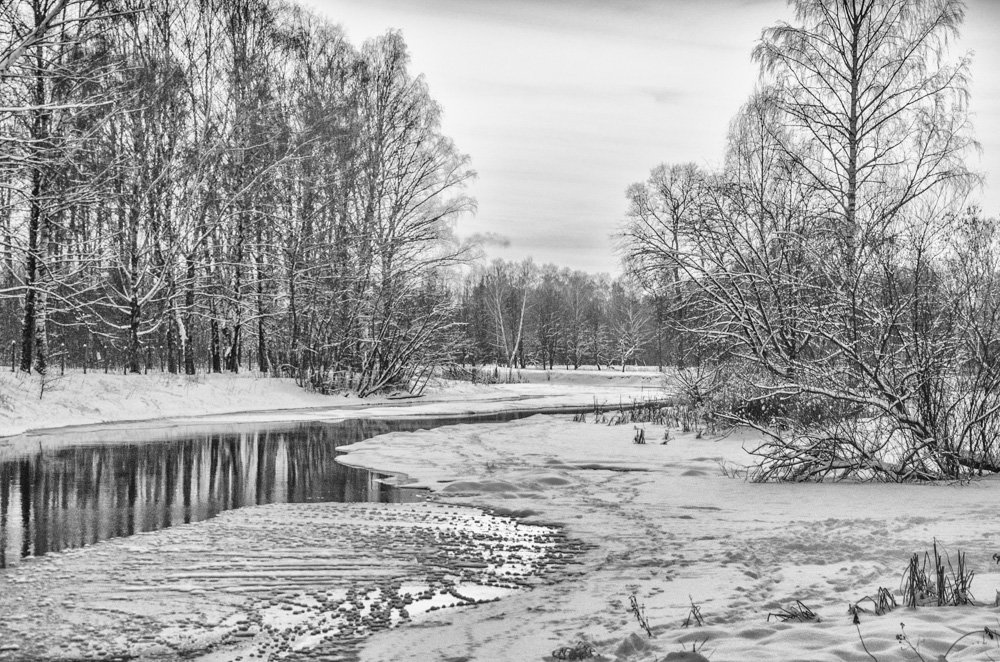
463;232;511;249
311;0;1000;271
641;86;685;105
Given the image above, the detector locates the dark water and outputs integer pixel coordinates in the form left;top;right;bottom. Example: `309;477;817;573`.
0;413;542;569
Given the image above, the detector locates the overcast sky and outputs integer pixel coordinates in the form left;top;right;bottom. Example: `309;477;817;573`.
300;0;1000;274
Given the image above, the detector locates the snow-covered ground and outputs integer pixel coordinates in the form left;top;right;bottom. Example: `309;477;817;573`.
0;367;665;441
338;416;1000;661
4;369;996;661
0;369;341;438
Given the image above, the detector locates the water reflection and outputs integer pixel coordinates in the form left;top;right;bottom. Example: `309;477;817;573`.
0;417;482;569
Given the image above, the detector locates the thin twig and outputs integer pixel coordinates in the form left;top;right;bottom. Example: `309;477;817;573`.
856;622;878;662
943;627;999;659
897;624;928;662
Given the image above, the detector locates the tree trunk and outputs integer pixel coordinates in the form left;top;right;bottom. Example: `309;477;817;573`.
256;251;268;374
226;323;241;373
19;6;52;373
167;321;177;374
183;257;196;374
127;297;141;373
257;316;267;374
287;262;297;370
32;285;47;375
210;318;221;373
19;151;44;373
227;212;246;373
0;187;12;285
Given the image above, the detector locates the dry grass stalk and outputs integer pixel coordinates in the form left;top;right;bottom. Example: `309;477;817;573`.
682;596;705;628
900;541;975;608
628;593;653;637
850;586;898;622
767;600;819;623
574;397;677;427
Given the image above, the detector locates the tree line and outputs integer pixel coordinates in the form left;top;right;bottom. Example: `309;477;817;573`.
622;0;1000;481
454;259;668;376
1;0;471;396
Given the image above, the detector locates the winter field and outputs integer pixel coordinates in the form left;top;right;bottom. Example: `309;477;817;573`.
1;371;999;661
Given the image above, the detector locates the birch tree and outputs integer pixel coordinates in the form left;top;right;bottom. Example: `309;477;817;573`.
3;0;117;373
0;0;476;396
481;259;534;378
345;32;473;394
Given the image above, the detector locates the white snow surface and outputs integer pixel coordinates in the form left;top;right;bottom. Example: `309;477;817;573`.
0;367;663;443
338;416;1000;661
4;368;999;660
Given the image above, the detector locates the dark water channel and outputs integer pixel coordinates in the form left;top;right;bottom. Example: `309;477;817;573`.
0;412;543;569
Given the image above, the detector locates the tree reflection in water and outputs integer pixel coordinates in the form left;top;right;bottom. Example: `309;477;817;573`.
0;416;516;568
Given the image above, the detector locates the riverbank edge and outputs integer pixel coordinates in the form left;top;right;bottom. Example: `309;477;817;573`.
0;370;663;447
1;369;664;443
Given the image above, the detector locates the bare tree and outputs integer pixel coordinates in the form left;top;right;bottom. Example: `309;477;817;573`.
754;0;975;296
559;270;596;369
0;1;476;397
622;0;987;481
3;0;118;373
0;0;70;75
608;278;650;371
481;259;534;378
530;264;563;370
624;162;705;368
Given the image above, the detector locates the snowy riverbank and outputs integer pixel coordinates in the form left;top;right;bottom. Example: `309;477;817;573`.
0;367;665;441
